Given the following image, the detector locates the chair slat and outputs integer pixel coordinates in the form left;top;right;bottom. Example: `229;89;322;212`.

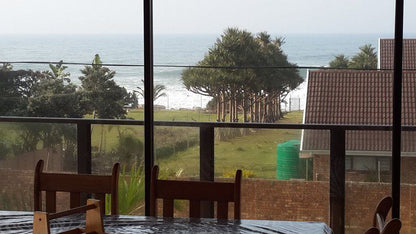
39;173;113;193
189;200;201;218
70;192;81;209
156;180;235;201
217;201;228;219
94;193;106;215
45;191;56;213
163;199;174;217
234;170;242;220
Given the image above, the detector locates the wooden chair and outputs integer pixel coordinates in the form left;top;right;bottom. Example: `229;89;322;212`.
373;196;393;229
364;227;380;234
365;196;401;234
34;160;120;215
380;219;401;234
33;199;107;234
150;165;242;219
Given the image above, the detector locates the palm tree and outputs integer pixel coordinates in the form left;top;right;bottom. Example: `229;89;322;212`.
136;80;167;102
349;44;377;69
49;60;70;82
329;55;349;68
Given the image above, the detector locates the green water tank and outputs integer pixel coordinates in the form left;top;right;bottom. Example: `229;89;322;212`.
276;140;300;180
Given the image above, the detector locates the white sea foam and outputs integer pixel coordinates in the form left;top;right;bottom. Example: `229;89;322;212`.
0;33;391;109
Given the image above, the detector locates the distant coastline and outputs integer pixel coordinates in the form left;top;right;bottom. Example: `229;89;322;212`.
0;33;405;109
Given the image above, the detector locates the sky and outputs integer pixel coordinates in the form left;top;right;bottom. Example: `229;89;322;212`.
0;0;415;35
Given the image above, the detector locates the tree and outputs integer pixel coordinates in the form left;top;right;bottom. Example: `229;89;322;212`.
0;65;83;155
0;69;44;116
136;80;167;102
348;44;377;69
79;54;128;119
182;28;302;123
329;55;349;68
28;72;84;118
48;60;70;81
1;63;13;71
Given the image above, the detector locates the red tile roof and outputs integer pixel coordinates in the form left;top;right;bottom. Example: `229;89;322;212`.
379;39;416;70
302;70;416;152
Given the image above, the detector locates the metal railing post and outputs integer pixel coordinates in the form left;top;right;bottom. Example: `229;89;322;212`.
330;129;345;234
77;122;91;174
143;0;154;216
77;122;92;204
200;126;215;217
392;0;404;219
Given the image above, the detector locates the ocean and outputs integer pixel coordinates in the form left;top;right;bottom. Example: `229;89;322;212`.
0;33;394;109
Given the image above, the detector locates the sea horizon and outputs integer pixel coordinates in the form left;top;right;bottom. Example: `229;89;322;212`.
1;33;409;109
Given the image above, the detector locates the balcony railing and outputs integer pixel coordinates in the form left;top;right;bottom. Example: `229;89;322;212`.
0;116;409;233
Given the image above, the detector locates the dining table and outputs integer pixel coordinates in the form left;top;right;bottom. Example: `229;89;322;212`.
0;211;332;234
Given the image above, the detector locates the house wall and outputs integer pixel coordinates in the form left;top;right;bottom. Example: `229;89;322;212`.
313;154;416;184
1;169;415;233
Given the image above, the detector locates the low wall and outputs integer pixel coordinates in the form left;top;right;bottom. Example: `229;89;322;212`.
0;169;414;233
241;178;416;233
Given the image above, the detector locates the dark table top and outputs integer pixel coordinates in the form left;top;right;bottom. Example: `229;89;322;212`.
0;211;332;234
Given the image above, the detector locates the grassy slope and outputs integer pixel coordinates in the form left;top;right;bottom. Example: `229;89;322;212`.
90;110;217;152
157;111;304;179
2;109;303;179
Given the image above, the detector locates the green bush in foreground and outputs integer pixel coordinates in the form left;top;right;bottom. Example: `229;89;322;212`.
106;164;145;215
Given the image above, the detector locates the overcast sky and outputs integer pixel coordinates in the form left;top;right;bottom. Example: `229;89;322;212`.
0;0;415;35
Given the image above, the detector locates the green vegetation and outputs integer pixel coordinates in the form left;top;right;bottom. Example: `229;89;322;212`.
0;32;306;212
157;111;303;178
136;80;167;103
182;28;303;123
90;110;303;179
329;44;378;69
0;58;134;162
79;54;129;119
106;164;145;215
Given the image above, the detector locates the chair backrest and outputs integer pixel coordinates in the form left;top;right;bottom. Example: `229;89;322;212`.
367;196;401;234
150;165;242;219
34;160;120;215
365;227;380;234
373;196;393;229
380;218;401;234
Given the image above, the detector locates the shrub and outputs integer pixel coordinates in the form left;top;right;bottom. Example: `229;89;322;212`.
106;164;145;215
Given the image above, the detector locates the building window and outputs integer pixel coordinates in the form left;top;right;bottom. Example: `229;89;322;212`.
345;156;391;172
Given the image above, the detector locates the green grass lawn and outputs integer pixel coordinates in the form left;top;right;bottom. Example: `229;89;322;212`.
90;109;217;153
127;109;217;122
157;111;304;179
2;110;304;179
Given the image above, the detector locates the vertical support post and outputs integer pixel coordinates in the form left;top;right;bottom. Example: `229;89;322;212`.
77;122;91;174
392;0;404;219
144;0;154;216
330;129;345;234
200;126;214;218
77;122;91;205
